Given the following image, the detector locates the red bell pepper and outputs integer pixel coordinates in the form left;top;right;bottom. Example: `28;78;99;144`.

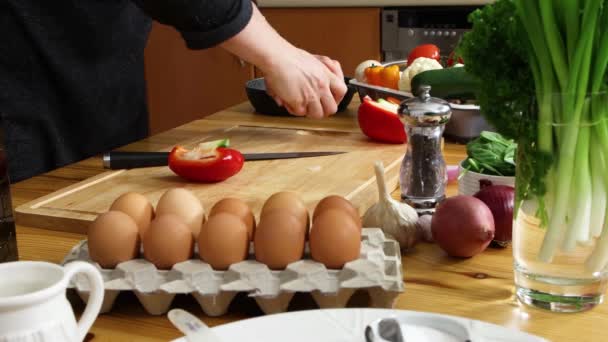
357;96;407;144
168;143;244;182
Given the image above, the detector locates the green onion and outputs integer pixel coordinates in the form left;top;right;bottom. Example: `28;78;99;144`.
459;0;608;270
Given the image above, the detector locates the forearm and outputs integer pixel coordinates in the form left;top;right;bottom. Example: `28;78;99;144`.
220;6;293;73
133;0;346;119
131;0;253;49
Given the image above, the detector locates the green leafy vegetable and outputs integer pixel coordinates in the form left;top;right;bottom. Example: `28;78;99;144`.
462;131;517;176
458;0;554;216
458;0;608;270
457;0;535;140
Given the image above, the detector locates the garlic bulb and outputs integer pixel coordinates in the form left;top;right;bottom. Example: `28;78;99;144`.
363;161;419;249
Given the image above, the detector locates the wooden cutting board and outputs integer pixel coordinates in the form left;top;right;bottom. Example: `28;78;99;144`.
15;124;405;234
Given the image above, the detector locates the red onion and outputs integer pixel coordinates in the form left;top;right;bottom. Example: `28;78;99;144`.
474;185;514;247
431;196;495;258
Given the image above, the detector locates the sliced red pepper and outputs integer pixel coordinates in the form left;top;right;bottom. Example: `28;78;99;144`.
168;144;244;182
357;96;407;144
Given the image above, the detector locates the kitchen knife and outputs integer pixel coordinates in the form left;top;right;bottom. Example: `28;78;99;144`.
102;150;346;169
167;308;222;342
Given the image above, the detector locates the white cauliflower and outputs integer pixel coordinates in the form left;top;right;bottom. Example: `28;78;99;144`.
398;57;443;92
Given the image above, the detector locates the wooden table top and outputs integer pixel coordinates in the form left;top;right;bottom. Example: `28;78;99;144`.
11;100;605;342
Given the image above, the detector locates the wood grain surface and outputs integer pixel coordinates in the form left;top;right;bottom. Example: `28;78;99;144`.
15;123;404;234
10;101;606;342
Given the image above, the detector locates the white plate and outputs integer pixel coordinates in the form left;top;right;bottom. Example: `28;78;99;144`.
170;308;547;342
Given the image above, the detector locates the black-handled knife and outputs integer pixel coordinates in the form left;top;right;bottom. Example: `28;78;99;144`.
102;151;346;170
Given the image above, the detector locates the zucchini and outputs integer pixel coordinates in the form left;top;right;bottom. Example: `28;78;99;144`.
410;67;480;101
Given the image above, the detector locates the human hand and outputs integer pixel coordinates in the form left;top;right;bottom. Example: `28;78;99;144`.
263;48;347;119
219;5;346;118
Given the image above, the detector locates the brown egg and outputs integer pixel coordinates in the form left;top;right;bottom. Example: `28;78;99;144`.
261;191;309;229
312;195;361;230
199;213;249;270
88;211;140;268
110;192;155;238
254;210;306;270
143;214;194;270
155;188;205;239
209;198;256;240
310;209;361;269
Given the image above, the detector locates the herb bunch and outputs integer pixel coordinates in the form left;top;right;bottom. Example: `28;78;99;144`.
458;0;608;270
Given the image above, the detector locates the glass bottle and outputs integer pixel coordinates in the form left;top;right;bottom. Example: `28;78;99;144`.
398;85;452;215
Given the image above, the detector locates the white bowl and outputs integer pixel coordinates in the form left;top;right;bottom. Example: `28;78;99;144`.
457;161;515;196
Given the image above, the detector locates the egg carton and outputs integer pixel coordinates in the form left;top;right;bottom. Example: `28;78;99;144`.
62;228;404;316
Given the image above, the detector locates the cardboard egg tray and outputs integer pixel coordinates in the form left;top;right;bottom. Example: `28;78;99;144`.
62;228;404;316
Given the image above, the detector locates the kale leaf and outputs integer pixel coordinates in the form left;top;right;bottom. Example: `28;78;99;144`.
458;0;535;140
457;0;553;205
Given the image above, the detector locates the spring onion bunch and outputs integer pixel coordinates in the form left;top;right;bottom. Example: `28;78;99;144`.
459;0;608;270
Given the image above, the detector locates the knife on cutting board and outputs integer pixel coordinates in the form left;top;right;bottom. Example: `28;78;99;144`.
102;151;346;170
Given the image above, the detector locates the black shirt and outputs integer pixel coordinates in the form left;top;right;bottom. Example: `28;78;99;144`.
0;0;253;182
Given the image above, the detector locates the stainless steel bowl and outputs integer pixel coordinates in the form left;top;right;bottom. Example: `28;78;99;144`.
348;63;494;143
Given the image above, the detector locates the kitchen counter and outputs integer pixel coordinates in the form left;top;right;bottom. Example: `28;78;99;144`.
12;100;605;341
257;0;493;8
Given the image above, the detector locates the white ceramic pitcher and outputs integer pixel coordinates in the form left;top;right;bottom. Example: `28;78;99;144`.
0;261;104;342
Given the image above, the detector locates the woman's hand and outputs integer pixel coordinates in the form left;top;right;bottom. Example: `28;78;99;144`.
264;49;347;119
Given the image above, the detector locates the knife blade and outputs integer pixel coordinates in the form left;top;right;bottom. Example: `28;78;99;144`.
102;150;346;169
167;309;222;342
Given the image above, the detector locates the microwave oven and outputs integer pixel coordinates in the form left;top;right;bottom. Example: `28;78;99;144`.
382;6;481;62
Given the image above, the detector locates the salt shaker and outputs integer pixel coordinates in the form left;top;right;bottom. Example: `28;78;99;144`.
398;85;452;215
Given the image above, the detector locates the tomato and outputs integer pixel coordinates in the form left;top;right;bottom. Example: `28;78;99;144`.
407;44;441;67
379;65;400;90
168;146;244;182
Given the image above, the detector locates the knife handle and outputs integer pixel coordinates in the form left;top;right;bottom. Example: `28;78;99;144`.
103;151;169;169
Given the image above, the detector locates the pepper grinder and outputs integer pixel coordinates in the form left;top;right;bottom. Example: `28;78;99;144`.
398;85;452;215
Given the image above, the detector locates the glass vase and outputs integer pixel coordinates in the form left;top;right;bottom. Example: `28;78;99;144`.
513;92;608;312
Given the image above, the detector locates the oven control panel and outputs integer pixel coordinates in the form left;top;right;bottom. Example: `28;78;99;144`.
382;6;481;62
